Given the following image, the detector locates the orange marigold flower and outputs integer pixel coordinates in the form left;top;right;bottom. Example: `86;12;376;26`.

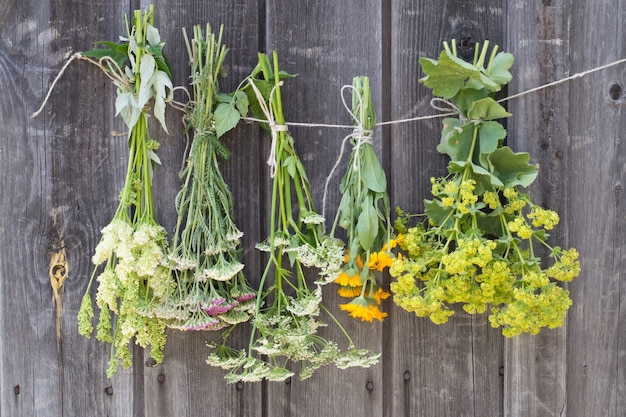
368;287;391;305
367;250;393;272
334;271;362;287
337;285;363;298
340;296;388;322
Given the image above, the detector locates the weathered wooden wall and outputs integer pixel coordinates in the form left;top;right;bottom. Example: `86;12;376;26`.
0;0;622;416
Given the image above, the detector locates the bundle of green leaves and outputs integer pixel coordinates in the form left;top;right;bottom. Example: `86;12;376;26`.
390;40;580;337
330;76;395;322
207;52;379;382
77;6;174;377
154;24;256;331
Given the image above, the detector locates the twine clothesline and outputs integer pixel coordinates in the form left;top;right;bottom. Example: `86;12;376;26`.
248;56;626;131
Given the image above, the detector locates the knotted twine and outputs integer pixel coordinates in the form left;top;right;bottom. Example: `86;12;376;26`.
246;78;289;178
321;85;374;225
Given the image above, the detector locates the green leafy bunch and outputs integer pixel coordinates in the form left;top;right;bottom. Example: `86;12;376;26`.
207;52;379;382
77;6;174;377
390;40;581;337
330;76;394;322
154;24;255;331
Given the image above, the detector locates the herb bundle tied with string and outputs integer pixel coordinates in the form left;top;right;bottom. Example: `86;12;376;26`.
155;24;255;331
207;52;380;382
390;40;580;337
77;6;174;377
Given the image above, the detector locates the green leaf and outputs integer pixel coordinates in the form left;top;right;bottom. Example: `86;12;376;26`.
448;160;503;192
488;52;514;85
467;97;511;121
360;146;387;193
283;155;297;178
214;102;241;138
234;90;249;117
477;121;506;155
147;44;172;78
419;53;478;99
424;199;454;228
488;146;538;188
356;196;377;251
82;42;129;69
437;119;474;161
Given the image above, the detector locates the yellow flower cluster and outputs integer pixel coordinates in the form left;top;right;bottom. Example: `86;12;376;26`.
390;173;581;337
335;239;401;322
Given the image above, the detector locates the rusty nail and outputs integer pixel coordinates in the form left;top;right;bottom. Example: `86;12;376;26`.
14;385;20;395
403;371;411;381
555;150;563;158
105;386;114;395
236;381;244;391
158;373;165;384
366;381;374;391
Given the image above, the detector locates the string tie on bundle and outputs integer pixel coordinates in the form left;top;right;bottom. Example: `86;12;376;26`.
247;78;288;178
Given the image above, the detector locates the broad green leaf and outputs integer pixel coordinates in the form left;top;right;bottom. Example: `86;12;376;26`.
449;160;503;193
234;90;249;116
455;88;489;116
488;52;514;85
360;146;387;193
488;146;538;188
214;102;241;138
467;97;511;120
356;196;377;251
81;46;128;70
477;121;506;155
419;52;478;99
424;199;454;228
437;119;474;161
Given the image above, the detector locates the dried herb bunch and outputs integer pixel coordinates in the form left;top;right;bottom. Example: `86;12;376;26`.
77;6;174;377
390;40;580;337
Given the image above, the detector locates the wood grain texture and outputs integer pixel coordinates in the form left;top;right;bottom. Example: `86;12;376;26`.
562;1;625;416
0;0;622;416
505;1;571;416
386;2;506;416
0;1;136;416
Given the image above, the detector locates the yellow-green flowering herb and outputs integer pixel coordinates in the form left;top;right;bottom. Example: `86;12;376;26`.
390;40;580;337
155;24;255;331
207;52;379;382
330;76;393;322
77;6;174;377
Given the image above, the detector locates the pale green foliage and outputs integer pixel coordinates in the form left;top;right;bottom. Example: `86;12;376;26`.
391;41;581;337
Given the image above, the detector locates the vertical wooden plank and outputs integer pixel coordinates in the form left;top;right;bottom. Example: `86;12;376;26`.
0;0;137;416
264;1;383;416
387;1;506;416
142;1;263;416
561;1;625;416
505;2;570;416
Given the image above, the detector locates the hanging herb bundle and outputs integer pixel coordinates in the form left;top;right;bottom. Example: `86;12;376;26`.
330;76;395;322
76;6;174;377
156;24;255;330
207;52;379;382
390;40;580;337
